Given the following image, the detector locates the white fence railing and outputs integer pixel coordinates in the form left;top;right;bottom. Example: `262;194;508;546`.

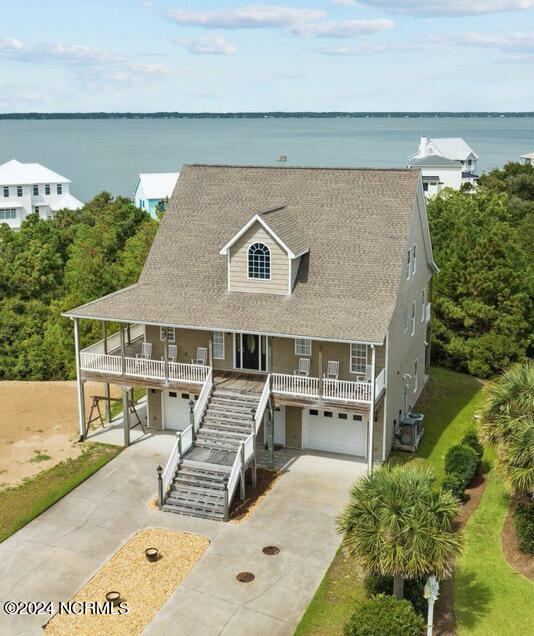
80;352;123;375
225;433;255;521
426;302;431;323
169;361;209;385
323;378;372;403
125;357;165;380
375;368;386;399
159;425;194;505
80;349;209;386
271;373;376;404
254;375;271;435
272;373;320;398
193;368;213;432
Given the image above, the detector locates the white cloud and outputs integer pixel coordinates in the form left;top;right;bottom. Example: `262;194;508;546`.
291;18;393;38
317;41;421;54
0;38;170;82
348;1;534;17
166;5;325;29
174;34;236;55
431;32;534;53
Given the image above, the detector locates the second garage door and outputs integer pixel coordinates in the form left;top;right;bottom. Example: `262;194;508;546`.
303;409;367;457
162;391;193;430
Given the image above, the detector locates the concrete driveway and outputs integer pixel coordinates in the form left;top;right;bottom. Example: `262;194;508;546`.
0;432;365;636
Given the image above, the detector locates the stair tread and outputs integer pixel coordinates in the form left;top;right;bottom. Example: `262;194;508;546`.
180;458;232;473
161;503;224;520
169;488;225;503
167;494;224;510
173;477;226;491
199;428;249;439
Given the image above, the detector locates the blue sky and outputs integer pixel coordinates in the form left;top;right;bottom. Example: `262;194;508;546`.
1;0;533;112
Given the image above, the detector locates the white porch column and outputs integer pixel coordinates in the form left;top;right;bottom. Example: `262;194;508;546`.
367;344;376;474
73;318;86;441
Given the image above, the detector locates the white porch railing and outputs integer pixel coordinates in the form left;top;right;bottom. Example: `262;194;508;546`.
125;357;165;380
272;373;320;398
375;368;386;398
169;362;209;385
253;374;271;435
80;349;209;386
158;425;194;505
193;367;213;433
322;378;372;403
80;352;123;375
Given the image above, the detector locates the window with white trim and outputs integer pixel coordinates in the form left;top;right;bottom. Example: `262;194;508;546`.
160;326;175;343
45;184;50;195
421;288;426;322
403;310;408;335
3;186;8;197
414;359;418;393
295;338;311;356
213;331;225;359
17;186;22;197
350;343;368;374
248;242;270;279
411;301;416;336
57;184;62;195
411;245;416;276
406;248;411;280
0;208;17;220
33;185;39;196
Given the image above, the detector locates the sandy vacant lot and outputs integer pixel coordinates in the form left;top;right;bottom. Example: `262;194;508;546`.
0;381;119;489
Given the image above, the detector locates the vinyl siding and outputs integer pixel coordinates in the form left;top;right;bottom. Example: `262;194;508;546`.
383;194;433;460
228;222;289;295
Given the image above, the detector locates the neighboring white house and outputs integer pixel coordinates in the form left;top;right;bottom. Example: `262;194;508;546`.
408;155;463;197
0;159;83;230
134;172;179;216
409;137;479;196
520;152;534;166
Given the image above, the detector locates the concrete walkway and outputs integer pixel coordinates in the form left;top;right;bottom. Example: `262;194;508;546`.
0;431;365;636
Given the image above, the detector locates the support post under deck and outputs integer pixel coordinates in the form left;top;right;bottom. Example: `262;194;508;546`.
122;386;131;447
73;318;86;441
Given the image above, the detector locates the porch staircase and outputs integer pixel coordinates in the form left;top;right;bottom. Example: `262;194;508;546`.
161;387;261;520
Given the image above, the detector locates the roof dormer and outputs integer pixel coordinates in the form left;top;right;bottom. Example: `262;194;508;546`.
219;206;308;295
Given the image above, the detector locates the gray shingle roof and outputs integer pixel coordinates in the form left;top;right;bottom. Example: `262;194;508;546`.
409;155;461;168
260;206;309;256
65;165;422;343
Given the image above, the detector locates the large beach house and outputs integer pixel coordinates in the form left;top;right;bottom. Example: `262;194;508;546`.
65;165;436;520
409;136;479;196
0;159;83;229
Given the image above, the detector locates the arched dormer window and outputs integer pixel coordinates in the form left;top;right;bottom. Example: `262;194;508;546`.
248;242;271;279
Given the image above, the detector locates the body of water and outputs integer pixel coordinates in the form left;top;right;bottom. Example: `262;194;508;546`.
0;116;533;202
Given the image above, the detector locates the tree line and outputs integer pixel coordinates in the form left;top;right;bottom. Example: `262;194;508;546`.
0;161;532;381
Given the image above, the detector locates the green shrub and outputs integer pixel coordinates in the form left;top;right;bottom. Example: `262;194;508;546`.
344;594;425;636
442;473;467;502
364;575;427;617
445;444;479;486
461;430;484;464
513;503;534;555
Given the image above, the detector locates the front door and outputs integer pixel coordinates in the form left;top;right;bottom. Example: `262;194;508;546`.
234;333;267;371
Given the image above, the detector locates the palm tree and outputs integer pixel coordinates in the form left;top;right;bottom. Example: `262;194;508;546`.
480;361;534;447
338;464;463;600
496;418;534;498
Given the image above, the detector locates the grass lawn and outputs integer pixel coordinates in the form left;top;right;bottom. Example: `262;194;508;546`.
296;366;487;635
454;468;534;635
294;546;366;636
391;366;486;482
0;442;121;542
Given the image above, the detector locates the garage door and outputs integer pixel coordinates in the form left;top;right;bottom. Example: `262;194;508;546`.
162;391;193;430
303;409;367;457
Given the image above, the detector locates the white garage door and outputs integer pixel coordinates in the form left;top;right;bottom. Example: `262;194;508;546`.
162;391;193;430
303;409;367;457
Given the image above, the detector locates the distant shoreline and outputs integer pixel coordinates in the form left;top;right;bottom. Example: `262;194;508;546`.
1;111;534;120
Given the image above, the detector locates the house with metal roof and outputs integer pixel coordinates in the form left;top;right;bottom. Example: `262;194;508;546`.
409;137;479;195
0;159;83;229
65;164;436;520
134;172;179;217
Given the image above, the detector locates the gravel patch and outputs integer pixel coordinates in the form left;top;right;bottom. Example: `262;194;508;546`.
45;528;209;635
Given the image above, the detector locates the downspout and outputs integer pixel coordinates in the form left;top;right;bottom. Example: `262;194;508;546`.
367;345;376;474
73;318;86;441
382;331;389;462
